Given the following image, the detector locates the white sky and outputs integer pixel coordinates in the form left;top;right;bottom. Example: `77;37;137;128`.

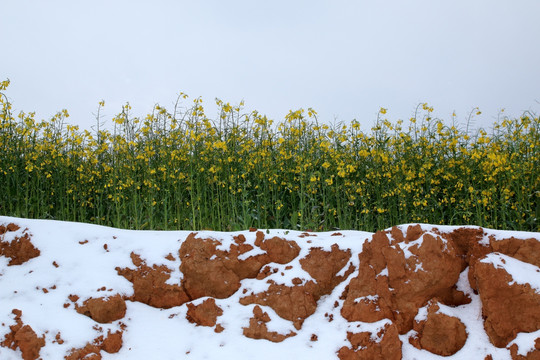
1;0;539;131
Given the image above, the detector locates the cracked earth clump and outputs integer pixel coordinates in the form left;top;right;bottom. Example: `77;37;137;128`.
0;224;40;266
0;309;45;360
116;252;190;308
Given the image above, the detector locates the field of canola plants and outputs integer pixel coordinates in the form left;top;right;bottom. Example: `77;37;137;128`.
0;80;538;232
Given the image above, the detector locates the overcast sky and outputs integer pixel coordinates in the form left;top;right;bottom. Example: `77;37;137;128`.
1;0;539;131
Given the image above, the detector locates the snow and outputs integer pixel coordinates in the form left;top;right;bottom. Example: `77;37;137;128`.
509;329;540;356
376;267;388;277
395;238;421;259
483;228;540;242
1;216;538;360
353;294;379;305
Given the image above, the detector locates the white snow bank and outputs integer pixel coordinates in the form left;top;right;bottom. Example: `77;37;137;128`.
1;216;539;360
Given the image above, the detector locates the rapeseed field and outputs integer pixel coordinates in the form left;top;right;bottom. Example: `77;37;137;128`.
1;80;538;231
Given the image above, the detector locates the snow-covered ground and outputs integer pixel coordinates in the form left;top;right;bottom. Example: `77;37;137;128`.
0;216;538;359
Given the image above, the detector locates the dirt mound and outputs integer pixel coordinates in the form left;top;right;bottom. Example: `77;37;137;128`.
461;232;540;292
489;236;540;267
242;306;296;342
179;232;300;300
65;329;123;360
341;226;465;334
254;231;301;264
240;243;354;330
0;223;40;265
299;244;354;296
1;309;45;360
409;302;467;356
240;281;319;330
337;321;402;360
186;298;223;328
74;294;127;323
116;252;190;308
474;253;540;348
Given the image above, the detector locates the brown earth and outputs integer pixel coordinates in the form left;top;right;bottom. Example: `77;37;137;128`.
465;233;540;292
340;226;467;334
0;223;21;234
240;281;319;330
240;244;354;330
74;294;127;323
337;322;402;360
409;302;467;356
242;305;296;342
489;236;540;268
116;252;190;308
474;255;540;348
299;244;354;297
186;298;223;327
65;329;123;360
0;309;45;360
178;232;300;300
0;224;40;266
